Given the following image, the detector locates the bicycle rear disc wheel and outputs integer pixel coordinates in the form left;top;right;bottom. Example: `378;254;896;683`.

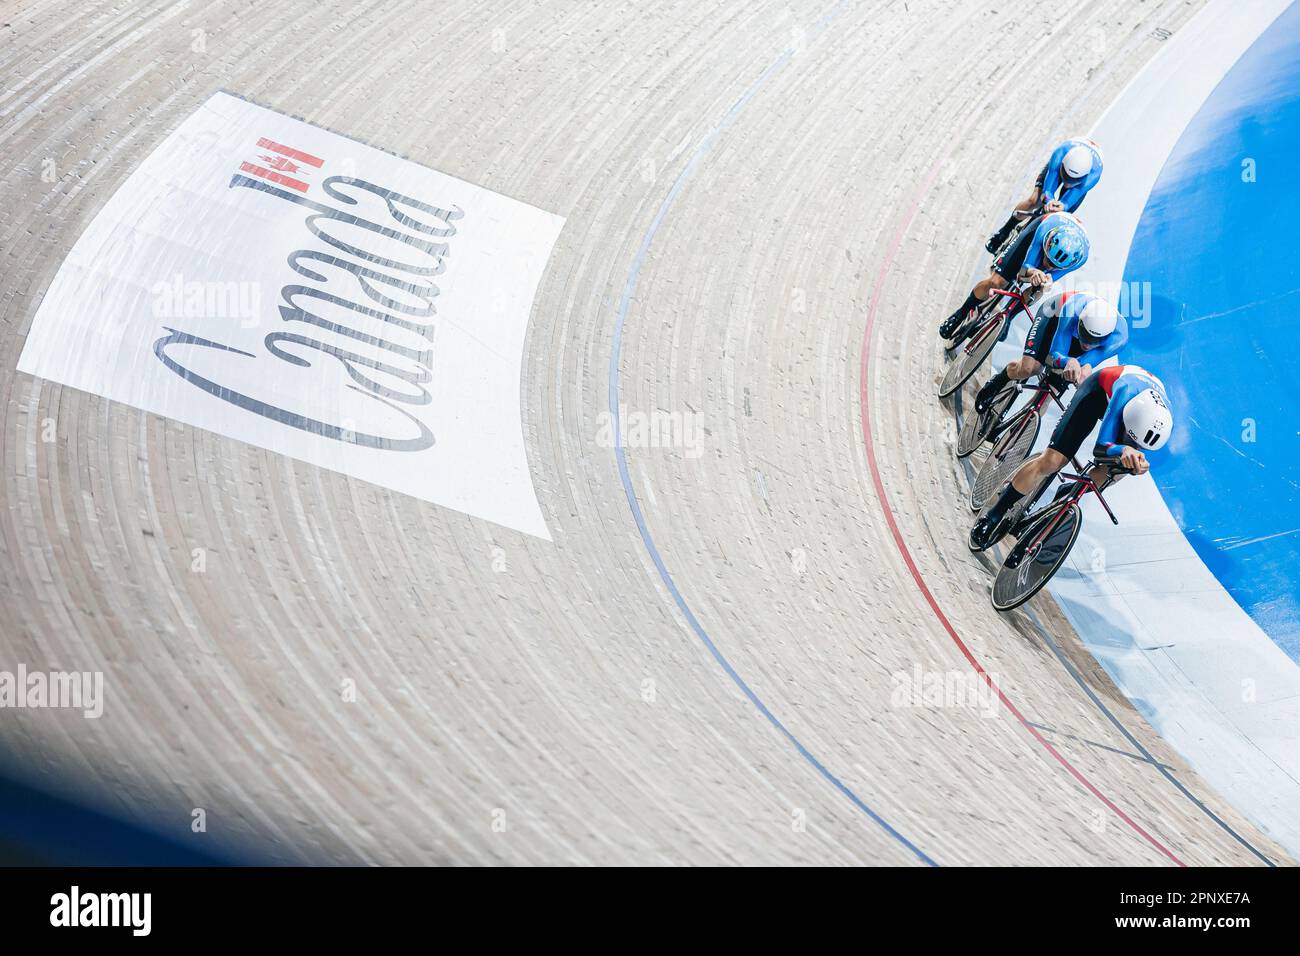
969;408;1040;510
939;314;1004;398
956;384;1016;458
992;503;1081;611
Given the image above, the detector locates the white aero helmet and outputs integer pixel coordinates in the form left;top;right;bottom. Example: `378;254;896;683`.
1122;387;1173;451
1062;144;1094;180
1078;296;1119;343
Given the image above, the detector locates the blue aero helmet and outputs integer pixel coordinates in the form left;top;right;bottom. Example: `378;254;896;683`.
1043;220;1088;270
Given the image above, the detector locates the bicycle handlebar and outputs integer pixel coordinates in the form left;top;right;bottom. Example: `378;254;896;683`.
988;284;1036;318
1055;461;1127;526
1092;455;1135;476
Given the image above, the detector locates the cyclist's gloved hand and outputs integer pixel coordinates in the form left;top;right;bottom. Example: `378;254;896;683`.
1119;446;1148;475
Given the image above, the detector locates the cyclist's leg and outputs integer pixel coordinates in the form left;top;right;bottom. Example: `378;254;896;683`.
987;168;1046;249
974;315;1050;410
1020;166;1047;215
1008;178;1046;225
991;215;1039;286
978;372;1104;526
941;270;1008;337
1007;448;1067;497
943;225;1032;337
1020;309;1056;370
974;271;1010;300
971;445;1066;550
987;213;1022;252
1017;183;1045;216
1009;356;1043;380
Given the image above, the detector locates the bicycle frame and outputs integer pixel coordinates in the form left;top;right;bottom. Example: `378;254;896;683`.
987;371;1067;445
1014;461;1123;560
1056;467;1121;526
988;285;1035;312
957;286;1034;357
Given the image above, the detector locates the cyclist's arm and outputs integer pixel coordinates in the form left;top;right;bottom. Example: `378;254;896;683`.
1018;225;1055;284
1092;400;1127;459
1060;166;1102;213
1077;320;1129;370
1093;442;1145;476
1040;144;1066;200
1023;221;1047;268
1044;323;1076;370
1073;346;1104;370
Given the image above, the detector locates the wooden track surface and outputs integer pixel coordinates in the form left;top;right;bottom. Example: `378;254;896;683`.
0;0;1288;865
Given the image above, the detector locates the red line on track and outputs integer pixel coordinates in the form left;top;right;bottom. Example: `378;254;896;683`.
857;159;1185;867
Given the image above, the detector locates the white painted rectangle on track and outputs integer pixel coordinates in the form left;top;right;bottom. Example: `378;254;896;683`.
18;91;563;539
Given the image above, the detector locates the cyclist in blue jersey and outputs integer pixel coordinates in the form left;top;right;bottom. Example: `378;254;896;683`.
940;211;1090;340
970;364;1173;552
985;137;1104;254
973;290;1129;414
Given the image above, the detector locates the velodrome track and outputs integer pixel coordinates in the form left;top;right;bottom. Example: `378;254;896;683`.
0;0;1291;865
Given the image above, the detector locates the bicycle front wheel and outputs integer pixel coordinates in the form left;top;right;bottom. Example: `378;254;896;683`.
969;407;1040;510
956;383;1016;458
991;502;1081;611
939;313;1005;398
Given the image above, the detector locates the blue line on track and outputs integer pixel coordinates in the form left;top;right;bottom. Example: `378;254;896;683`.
605;5;938;867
